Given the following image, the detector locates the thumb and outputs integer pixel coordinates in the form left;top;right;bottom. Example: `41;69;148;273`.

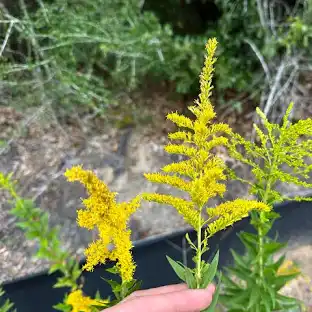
106;284;216;312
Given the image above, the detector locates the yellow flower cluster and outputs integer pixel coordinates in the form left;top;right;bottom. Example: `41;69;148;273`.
143;38;270;234
66;289;108;312
64;165;141;282
206;199;270;236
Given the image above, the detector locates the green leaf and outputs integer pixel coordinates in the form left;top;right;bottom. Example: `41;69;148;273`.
274;272;301;291
102;278;122;300
263;280;276;309
265;211;280;221
268;254;286;272
71;267;82;282
121;279;143;298
239;232;258;244
14;222;29;230
247;286;260;310
221;272;241;290
219;294;247;310
129;279;142;294
223;286;251;307
53;278;73;288
230;249;249;270
261;290;273;312
263;241;286;256
53;303;72;312
201;250;219;288
166;256;186;282
262;221;273;236
202;273;222;312
95;290;101;299
101;278;120;290
225;266;253;284
106;265;119;275
221;286;247;297
238;232;257;257
185;268;196;289
275;294;300;309
48;263;62;274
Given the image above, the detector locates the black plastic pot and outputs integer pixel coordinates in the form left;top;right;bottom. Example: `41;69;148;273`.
2;200;312;311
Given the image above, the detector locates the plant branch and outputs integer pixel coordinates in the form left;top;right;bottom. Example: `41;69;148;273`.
0;20;14;57
244;38;271;83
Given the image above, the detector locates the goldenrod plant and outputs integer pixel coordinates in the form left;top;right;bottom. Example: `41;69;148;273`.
0;173;108;312
220;103;312;311
64;165;142;308
142;38;270;311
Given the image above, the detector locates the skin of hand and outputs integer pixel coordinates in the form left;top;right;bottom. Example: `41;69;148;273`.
103;283;215;312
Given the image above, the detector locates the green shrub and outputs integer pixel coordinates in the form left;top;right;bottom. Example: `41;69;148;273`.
208;0;311;111
1;0;311;118
0;0;208;113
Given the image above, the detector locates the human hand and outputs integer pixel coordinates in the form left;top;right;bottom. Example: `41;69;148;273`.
103;283;215;312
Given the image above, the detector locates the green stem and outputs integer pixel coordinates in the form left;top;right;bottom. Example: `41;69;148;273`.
257;213;265;280
257;178;271;281
256;127;279;282
196;212;202;288
257;149;276;280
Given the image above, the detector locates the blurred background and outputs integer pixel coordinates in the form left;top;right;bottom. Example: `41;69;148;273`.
0;0;311;307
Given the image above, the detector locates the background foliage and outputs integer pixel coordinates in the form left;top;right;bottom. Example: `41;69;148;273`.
0;0;311;117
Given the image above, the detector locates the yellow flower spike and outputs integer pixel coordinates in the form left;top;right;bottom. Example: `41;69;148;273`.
206;199;271;237
162;160;197;179
64;165;141;283
164;144;198;157
144;172;192;192
166;112;194;129
204;137;228;151
66;289;108;312
142;193;200;229
168;130;193;142
112;229;136;283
